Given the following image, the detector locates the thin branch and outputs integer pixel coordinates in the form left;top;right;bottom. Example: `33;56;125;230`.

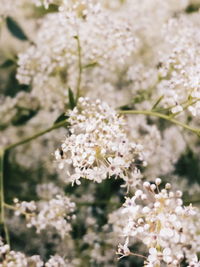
4;119;68;151
2;105;199;154
75;35;82;102
151;97;200;113
151;95;164;110
119;110;200;137
0;150;10;245
129;252;147;260
4;203;30;216
4;203;17;212
0;150;4;223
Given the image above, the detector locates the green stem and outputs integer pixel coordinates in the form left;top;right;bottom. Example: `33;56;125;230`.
0;120;68;245
129;252;147;260
151;95;164;110
0;150;10;245
182;98;200;112
2;108;200;154
4;203;31;217
75;35;82;102
4;119;68;151
168;98;200;118
153;97;200;113
0;150;4;224
4;203;17;212
119;110;200;136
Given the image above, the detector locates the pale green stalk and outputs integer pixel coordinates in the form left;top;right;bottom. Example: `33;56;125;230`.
119;110;200;137
75;35;82;102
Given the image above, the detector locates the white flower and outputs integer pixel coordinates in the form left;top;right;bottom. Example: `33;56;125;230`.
147;248;161;265
171;105;183;114
163;248;172;263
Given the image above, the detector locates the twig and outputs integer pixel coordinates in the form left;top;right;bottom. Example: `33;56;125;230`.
119;110;200;137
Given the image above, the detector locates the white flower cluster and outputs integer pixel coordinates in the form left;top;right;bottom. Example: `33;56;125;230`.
14;195;76;238
45;255;69;267
157;15;200;116
55;97;144;186
128;116;187;178
13;0;200;119
118;179;200;266
0;239;72;267
36;182;63;200
14;198;37;216
0;239;43;267
16;2;137;94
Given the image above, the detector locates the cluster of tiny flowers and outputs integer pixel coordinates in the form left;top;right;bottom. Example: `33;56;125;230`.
55;97;144;186
36;182;64;200
14;195;76;238
16;2;137;93
157;16;200;116
117;179;200;266
13;198;37;216
0;239;72;267
0;239;43;267
45;255;69;267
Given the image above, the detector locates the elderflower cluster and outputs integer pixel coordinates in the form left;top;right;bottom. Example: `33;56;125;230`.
55;97;144;186
14;195;76;238
118;179;200;266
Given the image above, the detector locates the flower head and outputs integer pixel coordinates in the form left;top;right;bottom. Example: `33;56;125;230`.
55;97;144;186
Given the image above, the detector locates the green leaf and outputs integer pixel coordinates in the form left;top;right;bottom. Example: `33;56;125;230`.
0;59;16;68
132;90;150;104
54;113;69;124
34;4;58;17
83;62;98;69
6;17;28;41
185;4;200;13
68;88;76;110
4;70;31;97
152;95;164;110
118;104;132;111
